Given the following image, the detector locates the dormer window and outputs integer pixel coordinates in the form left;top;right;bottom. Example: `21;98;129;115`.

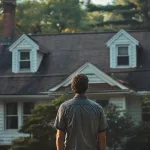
106;29;139;69
9;34;49;73
19;51;31;71
117;46;129;66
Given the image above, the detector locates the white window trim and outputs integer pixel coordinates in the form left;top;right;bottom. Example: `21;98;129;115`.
116;45;130;68
19;50;31;73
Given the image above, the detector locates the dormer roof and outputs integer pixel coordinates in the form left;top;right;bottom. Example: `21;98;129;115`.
107;29;139;47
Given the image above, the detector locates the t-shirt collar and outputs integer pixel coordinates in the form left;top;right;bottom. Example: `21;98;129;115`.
74;94;87;99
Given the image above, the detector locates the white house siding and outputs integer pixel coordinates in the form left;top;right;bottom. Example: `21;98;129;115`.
109;96;126;111
0;130;28;146
126;95;142;123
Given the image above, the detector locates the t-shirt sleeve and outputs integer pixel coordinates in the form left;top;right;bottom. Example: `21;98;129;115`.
98;108;108;133
54;104;66;132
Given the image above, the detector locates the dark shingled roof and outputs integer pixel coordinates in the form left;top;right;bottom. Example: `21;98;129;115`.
0;30;150;95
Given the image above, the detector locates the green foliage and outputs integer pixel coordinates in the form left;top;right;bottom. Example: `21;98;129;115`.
43;0;89;33
124;122;150;150
105;104;134;150
88;3;136;12
0;0;3;34
16;1;46;34
142;93;150;104
87;0;150;30
15;0;90;34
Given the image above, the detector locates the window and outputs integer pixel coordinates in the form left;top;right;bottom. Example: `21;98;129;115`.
117;46;129;66
5;102;18;129
5;102;35;129
142;103;150;122
23;102;34;121
19;51;30;71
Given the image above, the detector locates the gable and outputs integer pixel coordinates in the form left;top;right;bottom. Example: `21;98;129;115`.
9;34;39;51
107;29;139;47
49;62;128;92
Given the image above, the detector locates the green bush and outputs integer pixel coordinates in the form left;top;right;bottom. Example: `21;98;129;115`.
124;122;150;150
105;104;134;150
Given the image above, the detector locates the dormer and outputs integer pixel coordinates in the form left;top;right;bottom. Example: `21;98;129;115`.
9;34;48;73
107;29;139;69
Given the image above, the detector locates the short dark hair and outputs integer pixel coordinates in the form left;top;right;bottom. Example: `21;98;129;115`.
71;74;89;94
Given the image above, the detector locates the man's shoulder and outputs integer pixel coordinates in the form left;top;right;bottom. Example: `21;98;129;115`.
60;99;73;108
88;99;103;109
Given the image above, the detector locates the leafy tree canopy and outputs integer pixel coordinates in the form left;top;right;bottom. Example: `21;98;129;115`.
87;0;150;30
15;0;90;34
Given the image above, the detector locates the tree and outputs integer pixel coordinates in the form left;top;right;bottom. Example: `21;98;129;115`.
124;122;150;150
105;104;134;150
16;0;46;34
0;0;3;34
43;0;89;33
15;0;90;34
87;0;150;30
123;94;150;150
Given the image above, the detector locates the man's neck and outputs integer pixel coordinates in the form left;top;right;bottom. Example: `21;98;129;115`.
74;93;87;99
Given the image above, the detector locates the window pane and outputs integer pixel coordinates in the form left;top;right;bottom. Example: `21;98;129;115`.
143;106;150;113
20;52;30;60
20;61;30;69
23;102;34;115
142;114;150;122
118;56;129;66
6;103;17;115
6;117;18;129
142;103;150;122
118;47;128;55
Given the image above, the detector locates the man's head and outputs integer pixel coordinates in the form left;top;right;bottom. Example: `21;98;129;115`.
71;74;89;94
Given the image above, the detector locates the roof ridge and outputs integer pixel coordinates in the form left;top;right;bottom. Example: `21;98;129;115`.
29;29;150;37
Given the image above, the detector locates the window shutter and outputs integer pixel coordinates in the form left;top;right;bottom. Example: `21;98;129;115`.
0;101;4;131
12;51;19;73
110;45;117;68
129;44;137;68
30;50;37;72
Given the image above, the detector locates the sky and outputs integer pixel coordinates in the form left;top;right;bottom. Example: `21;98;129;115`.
91;0;113;5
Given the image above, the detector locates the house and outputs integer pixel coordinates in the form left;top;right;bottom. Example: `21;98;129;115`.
0;0;150;149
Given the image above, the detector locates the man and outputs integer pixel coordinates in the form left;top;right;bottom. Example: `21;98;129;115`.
54;74;108;150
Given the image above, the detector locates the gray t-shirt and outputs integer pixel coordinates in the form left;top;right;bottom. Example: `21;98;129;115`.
54;95;108;150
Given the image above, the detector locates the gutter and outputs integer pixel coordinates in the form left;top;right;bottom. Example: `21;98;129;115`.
0;95;50;100
136;91;150;95
41;90;134;96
